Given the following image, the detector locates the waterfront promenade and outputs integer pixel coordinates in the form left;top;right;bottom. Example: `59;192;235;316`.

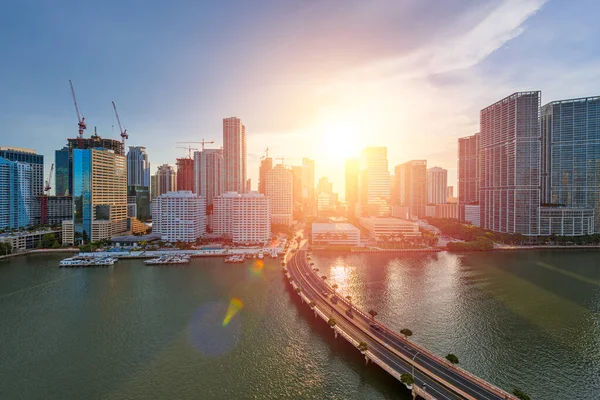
286;245;517;400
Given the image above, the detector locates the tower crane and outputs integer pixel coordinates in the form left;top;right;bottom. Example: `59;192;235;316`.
176;145;198;158
112;101;129;148
261;147;269;160
44;163;54;193
69;80;87;148
177;140;215;152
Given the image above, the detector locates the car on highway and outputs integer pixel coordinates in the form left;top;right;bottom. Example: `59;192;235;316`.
321;291;328;297
331;296;338;304
369;323;380;331
345;309;354;319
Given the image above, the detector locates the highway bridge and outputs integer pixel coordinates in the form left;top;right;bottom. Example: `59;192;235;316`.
285;247;517;400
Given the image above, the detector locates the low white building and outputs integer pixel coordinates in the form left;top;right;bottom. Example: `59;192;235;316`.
152;191;206;243
214;191;271;244
312;222;360;246
359;217;421;241
464;204;480;227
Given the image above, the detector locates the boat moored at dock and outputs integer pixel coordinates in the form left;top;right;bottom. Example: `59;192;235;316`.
144;254;191;266
60;256;117;268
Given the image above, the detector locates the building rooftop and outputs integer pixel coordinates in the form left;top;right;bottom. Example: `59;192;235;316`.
0;146;37;154
111;233;161;243
312;222;359;232
359;217;417;225
0;228;60;238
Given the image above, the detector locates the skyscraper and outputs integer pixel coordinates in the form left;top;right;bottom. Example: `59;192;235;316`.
292;165;303;212
68;147;128;244
194;148;224;207
358;147;390;217
127;146;150;187
394;160;427;218
266;164;293;226
345;158;360;218
541;96;600;232
176;158;194;192
480;91;541;235
213;191;270;243
55;147;71;196
458;133;480;221
427;167;448;205
301;158;315;214
223;117;247;193
258;157;272;195
155;164;177;197
0;147;43;225
0;157;33;229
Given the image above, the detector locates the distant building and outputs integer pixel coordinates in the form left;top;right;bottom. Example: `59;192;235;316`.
176;158;194;192
312;222;360;246
55;147;71;196
213;191;270;244
302;158;316;215
64;147;128;244
223;117;247;193
127;146;150;187
0;157;33;229
435;203;458;219
394;160;427;218
152;191;206;243
359;217;421;240
258;157;272;195
358;147;390;217
0;147;43;225
292;166;303;210
45;195;72;226
427;167;447;205
542;96;600;233
345;158;360;218
480;92;541;235
155;164;177;197
128;186;150;221
458;133;480;221
266;164;293;226
194;148;224;207
447;186;454;199
0;229;61;252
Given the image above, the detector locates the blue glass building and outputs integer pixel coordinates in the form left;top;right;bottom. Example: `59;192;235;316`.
73;149;92;243
542;96;600;233
0;157;33;229
55;147;71;196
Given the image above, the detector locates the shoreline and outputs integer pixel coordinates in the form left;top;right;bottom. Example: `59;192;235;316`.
0;248;79;260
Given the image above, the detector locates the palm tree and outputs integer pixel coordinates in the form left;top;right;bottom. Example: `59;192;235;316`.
321;275;327;281
400;328;413;338
400;373;414;388
309;301;316;309
324;232;332;243
294;287;302;294
345;295;352;307
357;341;368;354
328;318;336;328
331;283;339;295
445;353;459;365
368;310;378;320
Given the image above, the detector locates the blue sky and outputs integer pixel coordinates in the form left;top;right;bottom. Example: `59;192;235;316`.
1;0;600;197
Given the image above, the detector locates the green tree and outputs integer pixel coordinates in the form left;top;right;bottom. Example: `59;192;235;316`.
445;353;459;364
513;389;531;400
36;240;44;249
400;328;413;338
368;309;378;320
328;318;336;327
42;233;55;248
400;373;414;386
357;341;368;353
51;240;61;249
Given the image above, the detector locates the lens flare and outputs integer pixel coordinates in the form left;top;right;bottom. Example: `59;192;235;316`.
223;297;244;326
250;260;264;277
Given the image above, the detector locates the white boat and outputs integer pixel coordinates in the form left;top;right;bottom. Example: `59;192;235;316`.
225;255;245;263
257;253;264;259
144;254;190;265
60;256;117;267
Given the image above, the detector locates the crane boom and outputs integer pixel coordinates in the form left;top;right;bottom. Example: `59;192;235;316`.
45;163;54;193
176;146;198;158
69;80;87;141
176;140;215;151
112;101;128;146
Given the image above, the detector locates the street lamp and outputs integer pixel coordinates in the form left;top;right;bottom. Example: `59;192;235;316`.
412;352;419;379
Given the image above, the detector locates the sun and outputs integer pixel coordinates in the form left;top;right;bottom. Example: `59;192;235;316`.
320;121;361;160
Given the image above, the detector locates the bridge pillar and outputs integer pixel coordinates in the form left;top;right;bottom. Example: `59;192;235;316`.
334;329;338;339
365;355;369;365
411;389;417;400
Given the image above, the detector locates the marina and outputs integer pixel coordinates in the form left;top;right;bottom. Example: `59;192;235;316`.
59;256;117;268
144;254;191;266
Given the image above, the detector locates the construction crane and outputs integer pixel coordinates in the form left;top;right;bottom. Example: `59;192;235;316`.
69;80;87;147
176;145;198;158
44;163;54;193
261;146;269;160
112;101;128;148
177;140;215;152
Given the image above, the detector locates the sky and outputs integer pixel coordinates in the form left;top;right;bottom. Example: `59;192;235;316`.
2;0;600;199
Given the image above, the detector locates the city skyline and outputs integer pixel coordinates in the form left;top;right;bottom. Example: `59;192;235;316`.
3;0;600;196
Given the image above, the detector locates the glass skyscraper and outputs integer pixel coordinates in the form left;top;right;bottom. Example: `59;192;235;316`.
55;147;71;196
542;96;600;232
0;157;33;229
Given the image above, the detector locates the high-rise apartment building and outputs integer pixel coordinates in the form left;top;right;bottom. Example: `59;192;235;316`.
0;157;33;229
0;147;43;225
258;157;272;195
176;158;194;192
427;167;448;205
345;158;360;218
480;91;541;235
152;190;206;243
67;147;128;244
127;146;150;187
394;160;427;218
266;164;293;226
301;158;315;214
194;148;224;207
541;96;600;232
292;166;303;208
155;164;177;197
213;191;270;243
358;147;390;217
447;186;454;198
458;133;480;221
223;117;247;193
316;177;338;214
